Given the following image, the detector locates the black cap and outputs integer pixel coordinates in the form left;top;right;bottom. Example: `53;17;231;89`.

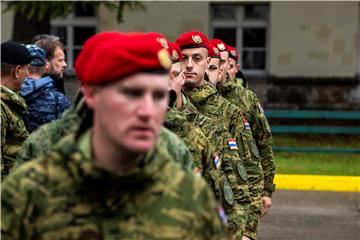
1;41;33;65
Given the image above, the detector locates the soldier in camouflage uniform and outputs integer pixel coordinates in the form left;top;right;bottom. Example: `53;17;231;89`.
176;31;264;239
225;44;275;219
0;41;33;179
2;32;225;239
165;41;249;238
212;40;275;239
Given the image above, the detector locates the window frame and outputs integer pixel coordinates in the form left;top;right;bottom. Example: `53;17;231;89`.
50;12;97;73
210;4;269;77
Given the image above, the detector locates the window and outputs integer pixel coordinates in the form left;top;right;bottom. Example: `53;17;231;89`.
211;3;269;76
50;4;97;72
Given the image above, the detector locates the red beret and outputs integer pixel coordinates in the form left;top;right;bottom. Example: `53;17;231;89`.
208;42;221;59
75;31;172;85
175;31;209;50
168;42;182;63
227;45;238;62
210;39;229;53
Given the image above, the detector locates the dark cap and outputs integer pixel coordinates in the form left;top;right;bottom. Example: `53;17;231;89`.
1;41;33;66
25;44;46;67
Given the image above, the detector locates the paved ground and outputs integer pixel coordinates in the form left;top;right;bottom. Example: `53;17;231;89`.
258;190;360;240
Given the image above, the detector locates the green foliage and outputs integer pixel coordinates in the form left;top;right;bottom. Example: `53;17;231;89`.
4;1;145;22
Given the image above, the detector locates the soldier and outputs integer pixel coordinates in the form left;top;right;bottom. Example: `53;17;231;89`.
2;32;225;239
20;44;71;132
227;45;247;87
176;31;265;239
212;40;275;239
0;41;32;179
206;42;222;86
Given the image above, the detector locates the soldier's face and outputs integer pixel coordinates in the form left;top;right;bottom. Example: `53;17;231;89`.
206;58;221;87
180;48;210;89
84;73;169;154
219;51;229;83
228;58;239;81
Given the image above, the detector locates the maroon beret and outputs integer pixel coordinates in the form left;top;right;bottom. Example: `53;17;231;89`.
168;42;182;63
210;39;229;53
208;42;221;59
227;45;238;61
75;31;172;85
175;31;209;50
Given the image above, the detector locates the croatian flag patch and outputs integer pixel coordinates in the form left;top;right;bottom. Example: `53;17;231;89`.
227;138;238;150
243;118;251;130
214;154;221;169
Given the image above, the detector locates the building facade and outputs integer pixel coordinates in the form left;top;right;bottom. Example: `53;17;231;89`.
2;1;360;109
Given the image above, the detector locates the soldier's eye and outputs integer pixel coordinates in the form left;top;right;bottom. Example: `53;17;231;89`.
122;88;143;98
153;91;167;101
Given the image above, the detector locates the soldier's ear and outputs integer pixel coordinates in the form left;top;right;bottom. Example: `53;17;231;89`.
82;85;97;109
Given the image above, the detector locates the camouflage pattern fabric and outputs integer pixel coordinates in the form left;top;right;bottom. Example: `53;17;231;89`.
183;82;264;239
15;92;194;172
179;92;251;239
164;106;212;176
2;129;225;239
20;76;71;133
219;80;276;198
0;86;29;179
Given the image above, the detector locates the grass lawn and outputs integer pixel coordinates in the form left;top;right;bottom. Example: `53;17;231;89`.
273;134;360;176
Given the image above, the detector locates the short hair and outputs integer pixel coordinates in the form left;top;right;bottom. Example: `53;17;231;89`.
32;34;60;43
1;63;15;76
34;37;64;61
28;65;46;76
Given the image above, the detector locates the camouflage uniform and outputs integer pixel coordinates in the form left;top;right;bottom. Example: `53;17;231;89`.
2;128;225;239
15;92;194;172
219;80;276;198
1;86;29;179
179;91;251;239
183;82;264;240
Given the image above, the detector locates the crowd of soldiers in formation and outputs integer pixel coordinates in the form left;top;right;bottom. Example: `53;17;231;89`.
1;30;275;240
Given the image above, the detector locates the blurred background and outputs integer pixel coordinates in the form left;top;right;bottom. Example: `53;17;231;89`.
2;1;359;239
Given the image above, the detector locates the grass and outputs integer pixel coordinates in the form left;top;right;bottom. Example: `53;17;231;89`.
272;134;360;176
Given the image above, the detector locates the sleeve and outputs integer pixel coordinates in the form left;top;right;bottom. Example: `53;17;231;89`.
1;106;8;178
249;93;276;197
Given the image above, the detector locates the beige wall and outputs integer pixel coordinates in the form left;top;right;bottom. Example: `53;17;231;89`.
1;3;14;42
98;1;209;42
269;2;359;77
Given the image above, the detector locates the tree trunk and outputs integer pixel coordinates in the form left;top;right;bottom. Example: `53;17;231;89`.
12;11;50;43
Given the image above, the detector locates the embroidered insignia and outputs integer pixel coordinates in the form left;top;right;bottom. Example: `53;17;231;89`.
171;49;178;61
192;35;202;44
227;138;238;150
157;49;171;69
217;43;226;51
214;154;221;169
217;205;228;225
213;47;220;55
230;49;236;57
156;37;169;49
258;103;264;113
243;118;251;130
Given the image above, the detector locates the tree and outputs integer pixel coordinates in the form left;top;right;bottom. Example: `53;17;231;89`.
3;1;145;42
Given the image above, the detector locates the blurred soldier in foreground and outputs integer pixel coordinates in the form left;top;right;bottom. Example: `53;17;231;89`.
0;41;32;179
2;32;224;239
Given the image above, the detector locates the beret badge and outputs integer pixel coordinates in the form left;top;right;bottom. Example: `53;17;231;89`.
213;47;220;55
231;50;236;57
217;43;226;51
192;35;202;44
157;48;172;70
156;37;169;49
171;50;179;61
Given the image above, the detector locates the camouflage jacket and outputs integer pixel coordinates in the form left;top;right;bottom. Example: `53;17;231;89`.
0;86;29;179
20;76;71;133
2;129;225;239
15;91;194;172
164;106;213;176
183;82;264;239
218;81;276;197
179;92;250;239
